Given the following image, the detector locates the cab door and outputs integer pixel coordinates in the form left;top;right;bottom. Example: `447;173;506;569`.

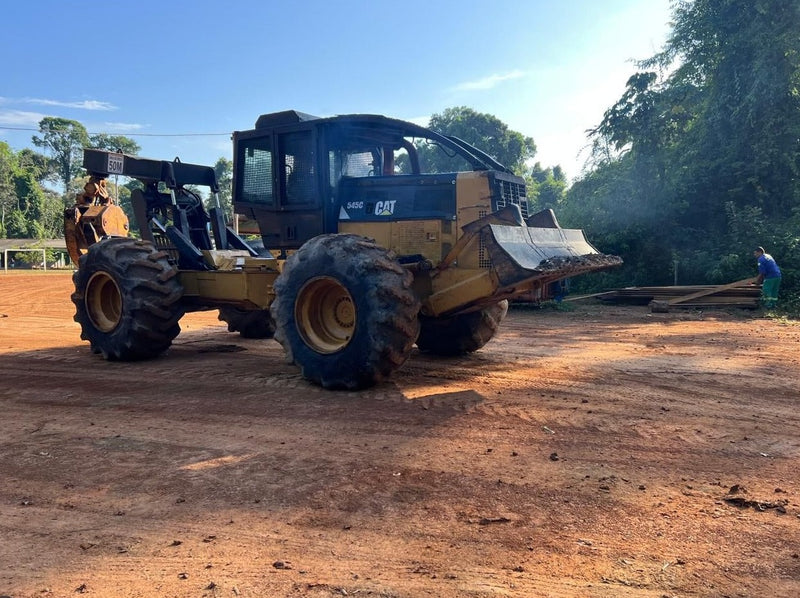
270;128;323;248
234;126;324;251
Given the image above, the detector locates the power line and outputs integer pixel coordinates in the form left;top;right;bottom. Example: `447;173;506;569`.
0;125;230;137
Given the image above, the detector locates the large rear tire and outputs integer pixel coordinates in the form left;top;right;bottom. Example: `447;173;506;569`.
271;234;420;390
218;306;275;339
72;237;184;360
416;300;508;356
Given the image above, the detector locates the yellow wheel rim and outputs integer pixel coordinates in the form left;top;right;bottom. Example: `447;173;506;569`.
295;277;355;353
85;271;122;333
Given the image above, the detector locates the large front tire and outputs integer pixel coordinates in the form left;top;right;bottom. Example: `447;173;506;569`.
416;300;508;356
271;234;420;390
72;238;184;360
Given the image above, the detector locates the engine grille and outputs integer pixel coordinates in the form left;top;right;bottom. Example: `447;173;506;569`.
495;178;529;218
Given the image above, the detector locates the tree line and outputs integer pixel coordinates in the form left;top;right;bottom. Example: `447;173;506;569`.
0;117;235;241
559;0;800;310
0;118;142;238
0;108;563;241
1;0;797;307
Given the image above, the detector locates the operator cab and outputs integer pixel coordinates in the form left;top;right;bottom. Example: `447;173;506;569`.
232;110;527;252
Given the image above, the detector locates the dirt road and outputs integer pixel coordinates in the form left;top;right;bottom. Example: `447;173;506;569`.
1;272;799;597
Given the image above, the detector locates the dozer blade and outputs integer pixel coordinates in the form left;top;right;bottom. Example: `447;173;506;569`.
483;224;622;288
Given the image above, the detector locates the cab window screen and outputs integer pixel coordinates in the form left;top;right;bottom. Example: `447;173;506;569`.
329;149;376;186
283;131;315;206
241;140;274;204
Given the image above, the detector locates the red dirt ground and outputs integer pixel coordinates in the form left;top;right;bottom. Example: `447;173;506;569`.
1;272;799;598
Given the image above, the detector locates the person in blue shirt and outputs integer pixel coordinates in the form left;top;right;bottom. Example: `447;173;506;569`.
754;246;782;308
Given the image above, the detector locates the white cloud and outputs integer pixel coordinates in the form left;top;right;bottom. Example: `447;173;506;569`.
0;109;46;126
451;70;526;92
26;98;116;111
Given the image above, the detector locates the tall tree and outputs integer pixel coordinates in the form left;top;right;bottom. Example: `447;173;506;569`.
422;107;536;174
651;0;800;223
13;169;46;237
566;0;800;296
0;143;16;237
528;162;567;212
212;157;234;220
0;143;58;238
32;117;89;196
89;134;141;155
16;149;51;184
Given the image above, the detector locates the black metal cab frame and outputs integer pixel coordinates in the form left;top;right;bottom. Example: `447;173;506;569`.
231;110;521;252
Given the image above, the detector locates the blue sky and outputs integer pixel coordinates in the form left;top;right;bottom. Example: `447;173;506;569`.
0;0;671;181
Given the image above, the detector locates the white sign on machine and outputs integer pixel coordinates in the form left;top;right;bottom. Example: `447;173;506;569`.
107;153;124;175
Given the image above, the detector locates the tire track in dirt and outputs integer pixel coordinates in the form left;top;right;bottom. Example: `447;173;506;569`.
2;274;800;597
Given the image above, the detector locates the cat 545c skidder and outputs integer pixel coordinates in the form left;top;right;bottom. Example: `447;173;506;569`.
65;110;621;389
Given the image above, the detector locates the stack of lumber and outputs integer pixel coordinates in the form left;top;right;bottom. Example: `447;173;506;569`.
597;281;760;309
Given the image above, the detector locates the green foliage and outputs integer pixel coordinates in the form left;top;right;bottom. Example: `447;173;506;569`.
662;0;800;223
88;134;141;155
116;178;143;233
0;143;16;227
0;142;63;239
17;148;53;184
15;170;44;222
4;210;29;238
38;191;66;238
2;125;143;240
422;106;536;174
566;0;800;313
212;157;234;221
32;117;89;196
527;162;567;212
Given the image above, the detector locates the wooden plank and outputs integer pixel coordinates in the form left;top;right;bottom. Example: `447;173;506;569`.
562;291;617;302
599;283;761;310
666;277;757;305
